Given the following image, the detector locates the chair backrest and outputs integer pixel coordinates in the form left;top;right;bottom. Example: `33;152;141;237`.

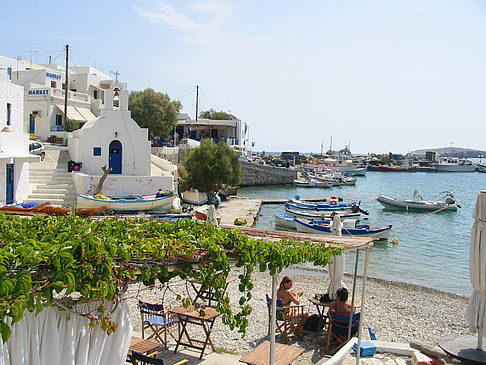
266;294;283;308
138;300;165;317
131;351;164;365
330;312;360;328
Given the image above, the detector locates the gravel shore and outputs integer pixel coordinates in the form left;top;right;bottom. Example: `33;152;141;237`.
125;264;470;364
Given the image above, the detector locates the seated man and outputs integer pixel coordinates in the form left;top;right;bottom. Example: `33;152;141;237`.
327;287;353;319
155;189;166;198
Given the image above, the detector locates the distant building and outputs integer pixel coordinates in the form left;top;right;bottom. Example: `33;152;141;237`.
425;151;437;162
0;56;126;141
0;68;38;204
175;117;250;151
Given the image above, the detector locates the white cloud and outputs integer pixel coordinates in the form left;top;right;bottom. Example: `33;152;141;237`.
133;0;233;45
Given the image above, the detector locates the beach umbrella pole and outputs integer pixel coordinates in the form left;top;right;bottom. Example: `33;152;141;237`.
270;273;278;365
356;246;371;365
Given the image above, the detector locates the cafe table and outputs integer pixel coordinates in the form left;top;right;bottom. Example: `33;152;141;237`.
168;305;220;360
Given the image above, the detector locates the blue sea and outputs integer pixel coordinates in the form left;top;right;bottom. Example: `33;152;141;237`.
237;171;486;296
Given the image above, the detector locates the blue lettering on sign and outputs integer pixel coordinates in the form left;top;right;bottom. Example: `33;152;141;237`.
46;72;61;80
28;90;49;95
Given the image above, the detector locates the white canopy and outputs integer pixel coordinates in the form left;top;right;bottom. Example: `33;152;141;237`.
465;191;486;349
328;215;347;300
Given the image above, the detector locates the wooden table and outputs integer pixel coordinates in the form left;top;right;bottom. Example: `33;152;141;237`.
239;340;304;365
189;275;235;307
128;336;162;359
168;306;220;360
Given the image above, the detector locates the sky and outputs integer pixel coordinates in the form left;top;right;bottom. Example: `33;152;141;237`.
1;0;485;154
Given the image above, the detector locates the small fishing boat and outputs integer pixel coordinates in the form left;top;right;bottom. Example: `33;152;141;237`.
274;214;330;230
435;157;476;172
376;190;459;212
284;206;361;220
294;218;392;240
294;179;335;188
77;192;176;212
194;205;222;223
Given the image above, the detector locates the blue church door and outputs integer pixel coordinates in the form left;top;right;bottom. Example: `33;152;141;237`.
6;164;14;204
109;140;122;174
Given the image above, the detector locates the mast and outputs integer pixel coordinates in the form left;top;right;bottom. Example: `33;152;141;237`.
63;44;69;132
195;85;199;121
329;136;333;155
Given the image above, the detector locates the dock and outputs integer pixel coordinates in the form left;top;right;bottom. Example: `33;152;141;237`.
218;197;262;226
262;196;333;204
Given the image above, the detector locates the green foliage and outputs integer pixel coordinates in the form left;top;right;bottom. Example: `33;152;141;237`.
199;109;237;120
66;120;81;132
128;88;181;139
183;139;242;192
0;213;342;341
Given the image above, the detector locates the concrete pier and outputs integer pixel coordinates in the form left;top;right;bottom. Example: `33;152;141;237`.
218;197;262;226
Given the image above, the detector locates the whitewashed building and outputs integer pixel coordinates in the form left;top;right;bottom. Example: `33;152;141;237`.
0;69;38;205
0;56;125;141
68;88;174;197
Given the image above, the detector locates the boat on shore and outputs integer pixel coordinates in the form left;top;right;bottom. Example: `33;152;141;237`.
274;214;330;229
376;190;459;212
294;218;392;240
77;192;176;212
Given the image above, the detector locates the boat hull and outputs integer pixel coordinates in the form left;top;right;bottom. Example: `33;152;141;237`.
376;195;457;211
436;165;476;172
77;194;175;212
294;218;392;240
377;166;417;172
284;207;361;220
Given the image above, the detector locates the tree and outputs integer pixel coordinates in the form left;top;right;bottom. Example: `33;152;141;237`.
183;140;242;192
199;108;237;120
129;88;181;139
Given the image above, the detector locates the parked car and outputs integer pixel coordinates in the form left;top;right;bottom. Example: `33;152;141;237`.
29;141;45;161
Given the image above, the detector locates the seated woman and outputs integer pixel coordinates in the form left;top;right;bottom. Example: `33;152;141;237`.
327;287;354;318
277;276;303;305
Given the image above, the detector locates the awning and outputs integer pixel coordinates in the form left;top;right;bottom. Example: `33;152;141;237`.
56;105;96;122
89;84;104;91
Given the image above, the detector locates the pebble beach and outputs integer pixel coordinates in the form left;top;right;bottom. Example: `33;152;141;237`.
125;264;470;364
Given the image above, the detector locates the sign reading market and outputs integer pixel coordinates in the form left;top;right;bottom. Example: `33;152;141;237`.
28;89;49;95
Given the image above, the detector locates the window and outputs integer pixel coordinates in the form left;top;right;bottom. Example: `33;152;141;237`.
93;147;101;156
7;67;12;80
6;103;11;125
55;114;63;126
93;90;98;99
51;81;56;88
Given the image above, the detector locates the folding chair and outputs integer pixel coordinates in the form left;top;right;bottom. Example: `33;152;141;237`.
139;300;179;350
130;351;188;365
326;312;360;354
266;294;307;343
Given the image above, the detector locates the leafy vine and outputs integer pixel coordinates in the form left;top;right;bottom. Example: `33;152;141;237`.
0;213;342;341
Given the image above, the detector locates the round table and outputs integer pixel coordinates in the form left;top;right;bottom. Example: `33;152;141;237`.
439;335;486;365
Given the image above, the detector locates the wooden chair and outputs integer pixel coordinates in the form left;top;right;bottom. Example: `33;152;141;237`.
326;312;360;354
266;294;307;343
130;351;189;365
138;300;179;350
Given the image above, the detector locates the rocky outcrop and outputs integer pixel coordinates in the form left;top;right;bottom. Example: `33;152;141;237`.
240;161;297;186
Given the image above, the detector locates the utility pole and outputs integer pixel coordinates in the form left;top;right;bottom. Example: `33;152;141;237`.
195;85;199;121
48;55;52;64
64;44;69;132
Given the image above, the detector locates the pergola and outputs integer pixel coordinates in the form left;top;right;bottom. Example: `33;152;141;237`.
222;226;375;365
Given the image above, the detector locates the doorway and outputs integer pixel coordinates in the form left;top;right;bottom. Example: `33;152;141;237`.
109;140;122;174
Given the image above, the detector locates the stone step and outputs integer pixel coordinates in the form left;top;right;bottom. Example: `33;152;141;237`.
32;188;75;194
28;193;70;200
35;183;74;189
30;177;74;183
29;170;72;176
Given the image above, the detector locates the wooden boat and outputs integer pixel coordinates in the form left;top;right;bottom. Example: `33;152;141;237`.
376;190;458;212
274;214;330;230
294;179;335;188
77;193;175;212
284;206;361;220
194;205;222;224
294;218;392;240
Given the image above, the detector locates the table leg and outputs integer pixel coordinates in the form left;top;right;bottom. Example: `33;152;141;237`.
198;317;217;359
174;315;189;354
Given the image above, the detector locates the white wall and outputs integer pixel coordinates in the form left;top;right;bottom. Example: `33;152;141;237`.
73;173;174;196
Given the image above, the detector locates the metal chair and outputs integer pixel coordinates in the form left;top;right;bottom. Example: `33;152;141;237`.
326;311;361;354
138;300;179;350
266;294;307;343
130;351;188;365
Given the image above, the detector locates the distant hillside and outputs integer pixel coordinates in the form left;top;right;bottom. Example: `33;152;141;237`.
411;147;486;158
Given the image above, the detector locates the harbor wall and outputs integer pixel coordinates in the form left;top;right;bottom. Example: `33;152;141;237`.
240;161;297;186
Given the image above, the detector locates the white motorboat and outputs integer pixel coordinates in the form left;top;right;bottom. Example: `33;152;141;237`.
284;206;361;220
294;218;392;240
376;190;459;212
436;157;476;172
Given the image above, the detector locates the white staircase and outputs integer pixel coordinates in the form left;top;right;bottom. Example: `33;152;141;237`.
25;147;77;207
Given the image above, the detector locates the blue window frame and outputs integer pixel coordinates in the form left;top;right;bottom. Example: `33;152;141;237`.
55;114;63;126
6;103;11;125
7;67;12;80
93;147;101;156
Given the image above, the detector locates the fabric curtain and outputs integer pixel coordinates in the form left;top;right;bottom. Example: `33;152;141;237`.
328;215;347;300
0;300;132;365
466;192;486;344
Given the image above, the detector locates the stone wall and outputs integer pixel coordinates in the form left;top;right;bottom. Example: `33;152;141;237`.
240;161;297;186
